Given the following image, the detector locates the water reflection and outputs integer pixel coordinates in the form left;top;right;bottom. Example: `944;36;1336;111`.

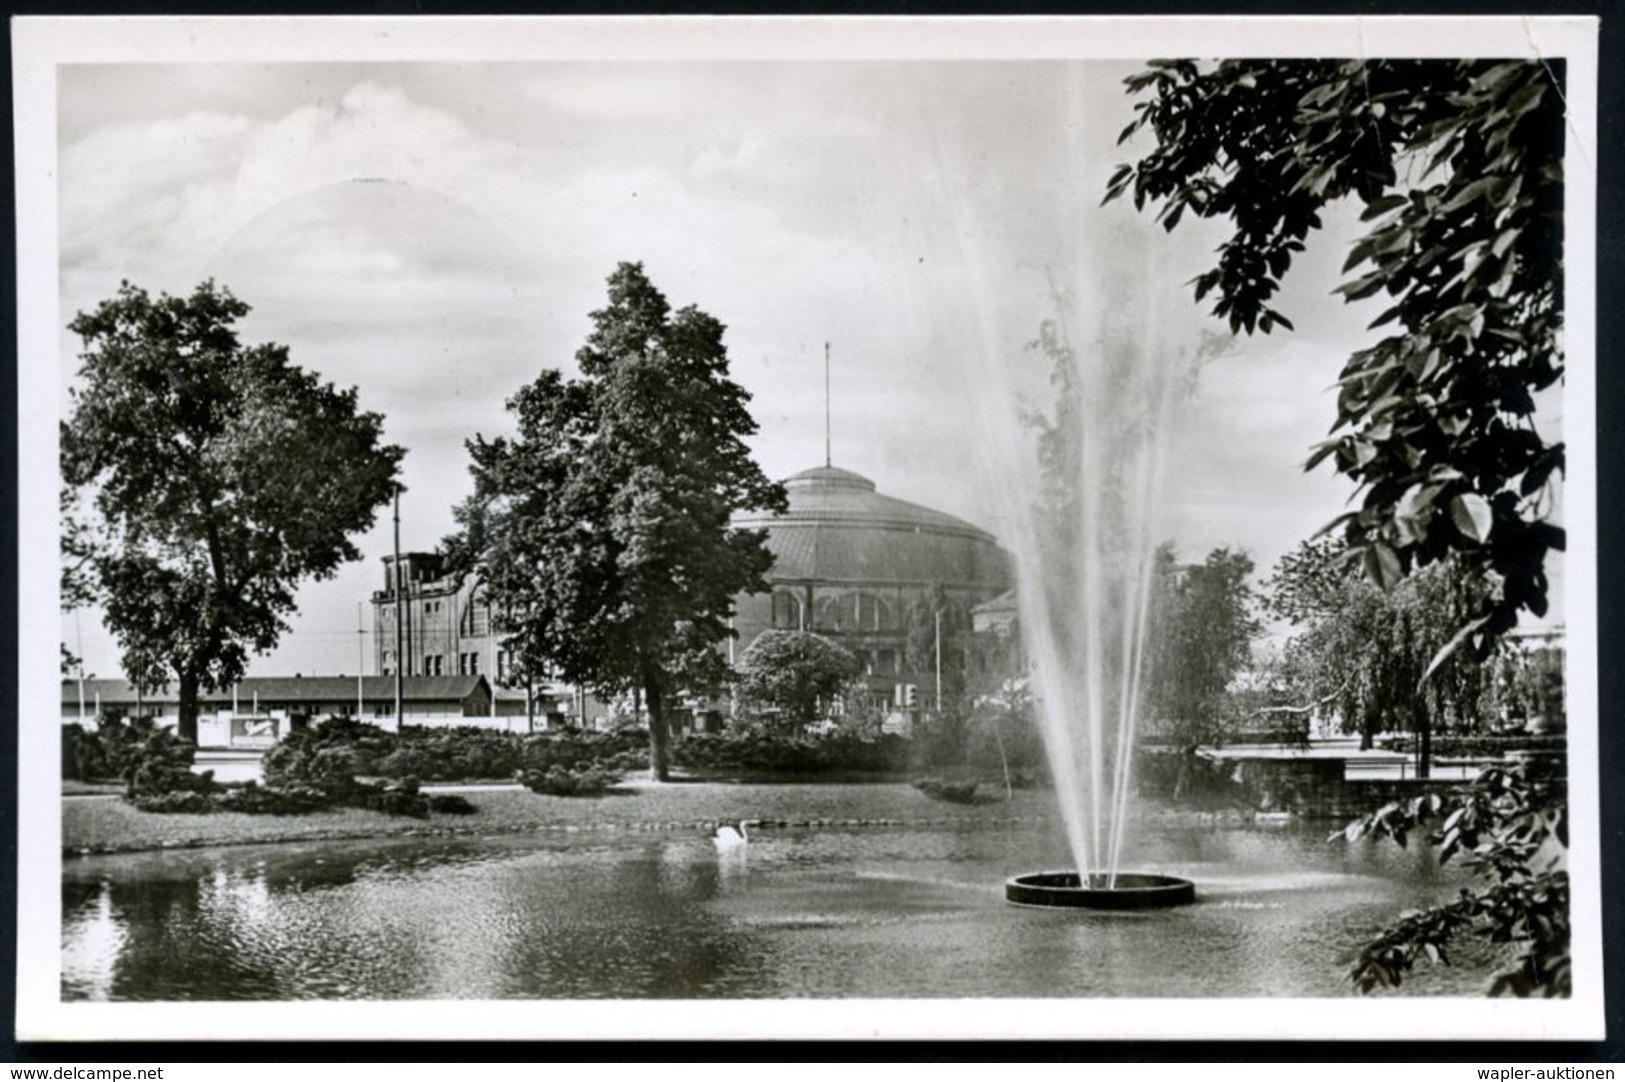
63;818;1495;1000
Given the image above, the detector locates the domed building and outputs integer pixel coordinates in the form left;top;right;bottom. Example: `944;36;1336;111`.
730;465;1013;708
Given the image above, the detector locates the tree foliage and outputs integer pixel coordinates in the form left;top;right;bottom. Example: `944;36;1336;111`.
1341;760;1569;997
1107;59;1565;658
61;281;403;742
734;630;860;734
1265;537;1495;773
902;584;974;712
445;263;786;780
1144;545;1261;746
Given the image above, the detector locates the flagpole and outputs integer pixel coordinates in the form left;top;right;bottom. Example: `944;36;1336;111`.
824;341;831;468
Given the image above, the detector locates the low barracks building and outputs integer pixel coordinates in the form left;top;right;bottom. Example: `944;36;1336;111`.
60;674;518;742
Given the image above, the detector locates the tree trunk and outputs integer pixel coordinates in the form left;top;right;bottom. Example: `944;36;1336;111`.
644;671;671;782
176;669;200;746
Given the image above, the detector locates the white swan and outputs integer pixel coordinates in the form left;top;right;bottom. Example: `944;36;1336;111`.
713;820;750;852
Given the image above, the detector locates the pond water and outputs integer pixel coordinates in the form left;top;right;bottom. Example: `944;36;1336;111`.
62;809;1495;1000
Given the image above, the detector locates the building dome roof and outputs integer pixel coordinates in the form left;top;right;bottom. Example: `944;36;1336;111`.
733;464;1010;590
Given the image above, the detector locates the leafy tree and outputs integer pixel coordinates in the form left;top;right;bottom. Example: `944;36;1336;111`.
1265;537;1496;775
1144;545;1261;748
1109;59;1569;995
1107;59;1564;660
61;281;403;743
445;263;786;780
1486;640;1566;734
734;630;859;734
902;584;974;713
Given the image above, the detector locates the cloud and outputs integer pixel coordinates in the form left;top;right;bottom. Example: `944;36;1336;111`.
56;60;1445;680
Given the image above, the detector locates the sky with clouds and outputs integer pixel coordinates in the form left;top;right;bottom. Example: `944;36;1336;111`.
53;54;1552;679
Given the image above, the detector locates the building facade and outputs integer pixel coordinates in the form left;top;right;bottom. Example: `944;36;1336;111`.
360;464;1014;727
729;465;1014;707
368;554;610;727
372;552;511;683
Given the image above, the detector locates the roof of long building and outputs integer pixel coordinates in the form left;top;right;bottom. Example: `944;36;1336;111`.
62;675;486;707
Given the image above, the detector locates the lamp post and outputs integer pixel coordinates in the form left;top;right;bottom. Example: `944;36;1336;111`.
934;606;942;712
356;601;365;719
393;485;404;726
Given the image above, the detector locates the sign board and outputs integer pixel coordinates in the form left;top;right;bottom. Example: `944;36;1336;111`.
229;715;280;749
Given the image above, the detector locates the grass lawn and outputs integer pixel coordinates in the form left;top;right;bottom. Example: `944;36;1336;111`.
62;778;1059;855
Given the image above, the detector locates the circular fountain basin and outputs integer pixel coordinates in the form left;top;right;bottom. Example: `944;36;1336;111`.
1005;871;1196;909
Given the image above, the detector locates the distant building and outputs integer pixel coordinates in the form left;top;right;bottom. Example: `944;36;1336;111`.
729;465;1013;709
360;464;1015;727
59;674;525;742
371;552;508;682
368;553;613;728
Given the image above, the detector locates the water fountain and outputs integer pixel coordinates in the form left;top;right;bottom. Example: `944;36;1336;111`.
972;252;1203;911
1005;871;1195;910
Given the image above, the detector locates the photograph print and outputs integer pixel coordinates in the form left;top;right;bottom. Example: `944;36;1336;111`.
14;15;1602;1042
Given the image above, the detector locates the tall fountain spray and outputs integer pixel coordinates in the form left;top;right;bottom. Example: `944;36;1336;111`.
973;257;1205;908
908;71;1211;904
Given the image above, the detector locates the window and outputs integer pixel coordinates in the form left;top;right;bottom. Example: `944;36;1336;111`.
877;649;897;676
861;593;894;631
497;650;510;682
772;590;802;629
425;654;444;676
814;592;892;632
462;595;491;637
458;652;480;676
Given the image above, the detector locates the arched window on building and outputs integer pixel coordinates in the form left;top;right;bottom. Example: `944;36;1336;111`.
816;591;893;633
813;595;844;631
856;592;893;631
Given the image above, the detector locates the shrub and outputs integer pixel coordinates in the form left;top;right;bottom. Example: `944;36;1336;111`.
131;790;214;814
125;728;214;798
263;722;372;797
520;764;617;797
65;714;164;784
355;784;431;819
61;723;102;781
427;793;478;815
671;729;912;774
382;727;524;781
216;782;330;816
521;730;646;776
911;776;981;804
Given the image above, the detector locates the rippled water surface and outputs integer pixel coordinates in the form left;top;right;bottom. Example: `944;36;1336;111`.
62;809;1493;1000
